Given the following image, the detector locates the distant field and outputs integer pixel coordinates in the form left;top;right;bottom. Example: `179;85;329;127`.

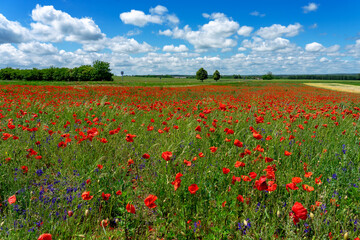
0;76;360;87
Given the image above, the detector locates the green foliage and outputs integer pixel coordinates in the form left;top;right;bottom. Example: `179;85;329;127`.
196;68;208;82
0;60;113;81
213;70;220;81
93;60;113;81
262;72;274;80
233;74;242;79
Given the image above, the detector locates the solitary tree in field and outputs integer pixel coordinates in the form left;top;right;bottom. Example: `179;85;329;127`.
213;70;220;81
93;60;113;81
262;71;273;80
196;68;208;82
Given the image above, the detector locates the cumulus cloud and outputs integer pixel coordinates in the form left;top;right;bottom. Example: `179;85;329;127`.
162;44;189;52
30;4;105;42
237;26;254;37
159;13;239;51
303;3;319;13
346;40;360;58
18;42;58;55
0;14;31;43
256;23;303;39
305;42;341;56
242;37;296;52
82;36;155;53
305;42;324;52
120;5;179;27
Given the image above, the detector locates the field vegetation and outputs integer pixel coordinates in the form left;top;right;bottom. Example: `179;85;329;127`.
0;82;359;239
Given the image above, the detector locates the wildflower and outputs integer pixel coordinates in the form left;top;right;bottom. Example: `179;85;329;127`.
188;184;199;194
144;194;157;208
38;233;52;240
126;203;136;214
81;191;93;200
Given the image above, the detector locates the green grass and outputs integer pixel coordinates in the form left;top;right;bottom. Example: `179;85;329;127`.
1;76;360;87
0;83;360;239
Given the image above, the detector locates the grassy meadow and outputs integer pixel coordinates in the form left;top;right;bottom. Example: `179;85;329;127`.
0;80;359;239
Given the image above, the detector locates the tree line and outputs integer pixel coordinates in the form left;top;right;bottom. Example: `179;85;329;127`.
0;61;113;81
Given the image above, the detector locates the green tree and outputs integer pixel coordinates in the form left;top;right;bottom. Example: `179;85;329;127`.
262;71;273;80
93;60;113;81
196;68;208;82
213;70;220;81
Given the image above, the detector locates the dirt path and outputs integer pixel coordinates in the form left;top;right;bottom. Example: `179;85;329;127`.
304;83;360;94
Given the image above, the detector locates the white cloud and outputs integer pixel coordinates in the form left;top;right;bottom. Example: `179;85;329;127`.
242;37;295;52
320;57;329;62
305;42;340;54
0;14;31;43
149;5;168;15
159;13;239;51
305;42;324;52
346;40;360;58
120;5;178;27
162;44;189;52
303;3;319;13
82;36;155;53
120;10;162;27
18;42;58;55
31;5;105;42
256;23;302;39
250;11;265;17
237;26;254;37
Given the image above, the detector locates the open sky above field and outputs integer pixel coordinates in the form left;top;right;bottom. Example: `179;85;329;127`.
0;0;359;75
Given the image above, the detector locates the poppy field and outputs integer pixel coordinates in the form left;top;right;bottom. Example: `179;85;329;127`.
0;83;360;239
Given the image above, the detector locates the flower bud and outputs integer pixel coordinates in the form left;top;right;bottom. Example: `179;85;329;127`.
277;210;281;217
344;232;349;240
68;210;73;217
310;212;314;219
85;209;89;217
243;220;248;226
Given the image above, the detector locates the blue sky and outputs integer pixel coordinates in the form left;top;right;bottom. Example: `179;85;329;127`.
0;0;359;75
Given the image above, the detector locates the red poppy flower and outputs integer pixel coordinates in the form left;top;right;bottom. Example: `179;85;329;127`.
222;168;230;174
195;126;201;132
315;175;322;185
249;172;257;179
286;182;299;192
265;157;273;163
21;165;28;173
128;159;134;166
184;159;192;166
116;190;122;195
126;203;136;214
237;195;244;203
144;194;158;209
188;184;199;194
302;184;314;192
234;139;243;147
97;164;103;170
38;233;52;240
235;161;245;168
210;146;218;153
292;177;302;184
142;153;150;159
290;202;307;225
102;192;111;201
8;195;16;205
254;176;268;191
161;151;172;161
81;191;93;200
304;172;313;178
222;201;226;207
284;151;292;156
267;181;277;192
125;134;136;142
253;132;263;140
241;175;252;182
